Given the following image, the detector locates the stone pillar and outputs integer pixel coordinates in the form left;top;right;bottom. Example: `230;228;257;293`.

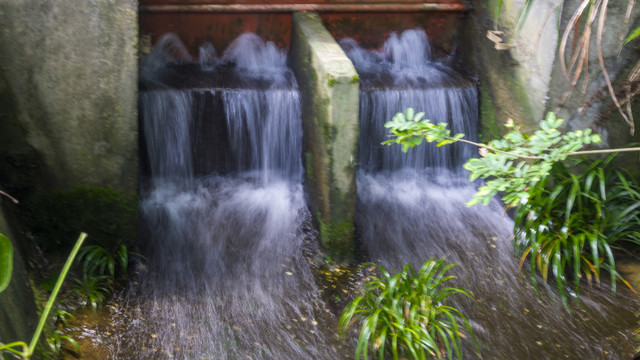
290;12;359;256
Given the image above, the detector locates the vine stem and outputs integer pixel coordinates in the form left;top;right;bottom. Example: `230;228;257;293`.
27;233;87;357
454;138;543;160
569;147;640;156
451;137;640;160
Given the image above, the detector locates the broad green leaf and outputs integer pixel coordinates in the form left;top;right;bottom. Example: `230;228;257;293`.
623;26;640;45
0;233;13;293
405;107;415;121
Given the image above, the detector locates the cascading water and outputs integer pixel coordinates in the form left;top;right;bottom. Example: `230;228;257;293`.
345;29;638;359
114;33;340;359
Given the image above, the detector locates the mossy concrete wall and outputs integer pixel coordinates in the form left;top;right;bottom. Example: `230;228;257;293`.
290;12;359;256
461;0;560;135
0;0;138;194
463;0;640;170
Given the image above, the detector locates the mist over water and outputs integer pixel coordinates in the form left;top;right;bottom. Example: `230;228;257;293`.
120;33;339;359
349;29;637;358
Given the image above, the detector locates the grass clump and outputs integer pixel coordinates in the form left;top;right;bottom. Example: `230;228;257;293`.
339;259;475;360
515;155;640;305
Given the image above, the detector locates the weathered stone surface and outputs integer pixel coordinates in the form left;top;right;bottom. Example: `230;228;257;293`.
460;1;539;136
290;12;359;255
496;0;560;123
0;0;138;193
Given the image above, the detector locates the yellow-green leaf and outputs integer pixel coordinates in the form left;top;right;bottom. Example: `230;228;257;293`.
0;233;13;293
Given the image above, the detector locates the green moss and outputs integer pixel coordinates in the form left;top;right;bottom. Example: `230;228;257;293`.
322;122;337;145
304;151;314;181
478;85;501;143
318;214;355;259
351;75;360;84
327;74;337;88
26;186;138;252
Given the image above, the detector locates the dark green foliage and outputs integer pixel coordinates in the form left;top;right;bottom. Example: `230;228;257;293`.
318;216;355;258
47;329;80;357
77;243;130;280
515;155;640;305
339;259;475;360
52;309;74;328
70;272;112;312
27;185;137;251
26;186;137;314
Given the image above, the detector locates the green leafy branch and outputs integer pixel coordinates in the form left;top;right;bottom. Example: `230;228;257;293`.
383;109;640;207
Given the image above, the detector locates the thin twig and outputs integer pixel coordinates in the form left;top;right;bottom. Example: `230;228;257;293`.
596;0;635;135
560;0;592;82
447;137;640;159
619;0;636;55
568;147;640;156
568;0;601;88
454;138;544;160
0;190;18;204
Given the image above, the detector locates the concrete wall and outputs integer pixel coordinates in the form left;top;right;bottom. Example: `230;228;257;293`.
0;0;138;195
290;12;359;255
0;0;138;350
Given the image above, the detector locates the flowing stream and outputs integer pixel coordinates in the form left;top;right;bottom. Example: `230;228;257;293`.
347;29;638;359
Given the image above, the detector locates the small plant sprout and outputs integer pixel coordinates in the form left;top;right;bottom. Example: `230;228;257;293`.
70;272;113;312
77;243;130;279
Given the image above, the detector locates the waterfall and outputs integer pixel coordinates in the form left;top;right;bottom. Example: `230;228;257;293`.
346;29;638;359
341;32;477;174
117;33;339;360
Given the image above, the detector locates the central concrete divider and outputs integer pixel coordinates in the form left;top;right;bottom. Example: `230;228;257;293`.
290;12;359;256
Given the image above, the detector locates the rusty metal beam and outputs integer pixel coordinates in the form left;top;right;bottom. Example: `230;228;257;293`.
140;3;472;13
